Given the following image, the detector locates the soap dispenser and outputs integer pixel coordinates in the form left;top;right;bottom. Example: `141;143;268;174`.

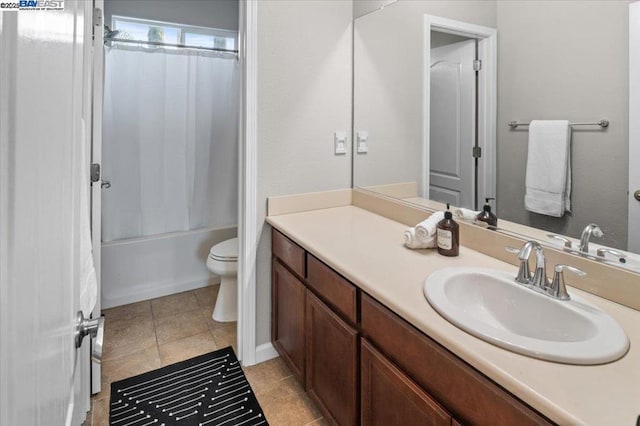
437;203;459;257
476;197;498;227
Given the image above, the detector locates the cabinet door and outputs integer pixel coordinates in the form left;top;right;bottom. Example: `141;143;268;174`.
306;291;359;426
272;258;306;384
361;339;452;426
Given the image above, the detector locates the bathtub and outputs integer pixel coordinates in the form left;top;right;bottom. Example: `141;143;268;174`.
101;225;237;309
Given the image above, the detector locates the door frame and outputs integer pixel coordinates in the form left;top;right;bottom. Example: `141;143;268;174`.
423;15;497;207
629;1;640;252
238;0;258;366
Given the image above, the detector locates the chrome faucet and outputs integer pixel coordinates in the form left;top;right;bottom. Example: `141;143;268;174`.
505;241;548;290
507;241;586;301
579;223;603;253
596;248;628;264
548;265;586;300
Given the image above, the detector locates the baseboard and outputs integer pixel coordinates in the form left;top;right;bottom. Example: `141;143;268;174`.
101;277;221;309
254;342;279;364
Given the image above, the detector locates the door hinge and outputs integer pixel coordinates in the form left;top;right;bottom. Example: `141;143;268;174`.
93;8;102;40
91;163;101;183
472;146;482;158
473;59;482;71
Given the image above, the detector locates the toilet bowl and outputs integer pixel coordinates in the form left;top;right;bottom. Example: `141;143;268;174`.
206;237;238;322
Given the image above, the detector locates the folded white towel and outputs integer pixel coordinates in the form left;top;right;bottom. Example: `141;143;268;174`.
415;211;445;241
453;208;479;221
525;120;572;217
403;227;437;249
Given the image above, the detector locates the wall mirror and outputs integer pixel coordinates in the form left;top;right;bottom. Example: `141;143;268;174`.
353;0;640;274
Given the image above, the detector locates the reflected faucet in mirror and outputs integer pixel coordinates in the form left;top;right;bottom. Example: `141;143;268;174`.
579;224;603;254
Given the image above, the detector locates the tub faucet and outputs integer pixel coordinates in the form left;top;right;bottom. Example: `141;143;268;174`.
579;224;603;253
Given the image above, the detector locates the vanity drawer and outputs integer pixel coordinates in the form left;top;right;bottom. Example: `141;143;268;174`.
306;254;358;325
360;294;553;426
272;229;306;278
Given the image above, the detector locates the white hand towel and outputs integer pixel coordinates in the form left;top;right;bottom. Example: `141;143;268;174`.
453;208;479;221
524;120;572;217
79;119;98;316
404;227;437;249
415;211;445;241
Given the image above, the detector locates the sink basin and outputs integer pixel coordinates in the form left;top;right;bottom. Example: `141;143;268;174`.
424;267;629;364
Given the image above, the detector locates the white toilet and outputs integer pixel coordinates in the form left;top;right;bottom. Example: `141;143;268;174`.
206;237;238;322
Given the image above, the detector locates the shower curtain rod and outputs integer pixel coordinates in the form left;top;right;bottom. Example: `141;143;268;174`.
105;37;239;55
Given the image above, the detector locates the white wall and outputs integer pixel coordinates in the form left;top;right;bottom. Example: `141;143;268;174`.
255;0;353;346
496;1;629;249
353;0;397;19
105;0;238;30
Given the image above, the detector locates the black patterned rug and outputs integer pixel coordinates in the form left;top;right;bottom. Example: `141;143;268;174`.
109;346;268;426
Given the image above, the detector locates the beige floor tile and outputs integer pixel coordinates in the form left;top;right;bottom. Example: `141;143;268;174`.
98;345;162;398
244;357;294;396
90;397;110;426
102;315;156;361
154;309;209;345
193;285;219;309
305;417;329;425
210;323;238;352
201;307;235;332
257;376;323;425
102;300;152;323
158;331;219;366
150;291;200;318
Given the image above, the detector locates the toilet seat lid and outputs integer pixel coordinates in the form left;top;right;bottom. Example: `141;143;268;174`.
209;237;238;261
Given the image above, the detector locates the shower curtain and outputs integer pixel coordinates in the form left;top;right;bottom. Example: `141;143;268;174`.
102;45;239;242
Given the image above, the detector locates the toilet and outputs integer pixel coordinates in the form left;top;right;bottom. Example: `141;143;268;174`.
206;237;238;322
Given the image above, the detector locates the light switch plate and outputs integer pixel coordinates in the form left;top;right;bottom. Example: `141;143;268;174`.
357;131;368;153
334;131;347;155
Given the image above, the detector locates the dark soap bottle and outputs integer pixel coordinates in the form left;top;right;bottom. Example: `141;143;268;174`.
476;197;498;227
437;203;459;257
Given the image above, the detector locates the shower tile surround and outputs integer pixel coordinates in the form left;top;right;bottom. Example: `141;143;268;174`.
87;287;326;426
265;188;640;424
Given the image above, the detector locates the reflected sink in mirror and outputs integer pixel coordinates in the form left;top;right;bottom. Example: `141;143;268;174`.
424;267;629;364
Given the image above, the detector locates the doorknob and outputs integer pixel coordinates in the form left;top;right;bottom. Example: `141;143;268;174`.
635;190;640;202
75;311;105;364
101;180;111;189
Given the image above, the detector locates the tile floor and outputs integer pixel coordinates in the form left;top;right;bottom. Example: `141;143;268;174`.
85;286;326;426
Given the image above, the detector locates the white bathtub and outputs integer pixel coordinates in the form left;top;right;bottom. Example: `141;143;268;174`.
101;225;237;309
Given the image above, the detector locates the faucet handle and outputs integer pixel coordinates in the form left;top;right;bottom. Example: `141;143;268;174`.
547;234;572;249
505;245;531;284
548;265;587;300
596;248;627;263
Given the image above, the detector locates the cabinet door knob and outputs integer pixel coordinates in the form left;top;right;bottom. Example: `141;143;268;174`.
634;190;640;202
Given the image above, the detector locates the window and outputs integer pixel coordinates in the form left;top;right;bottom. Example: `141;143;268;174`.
112;16;237;51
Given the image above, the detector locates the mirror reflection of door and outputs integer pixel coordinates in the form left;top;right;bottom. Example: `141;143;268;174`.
429;34;477;210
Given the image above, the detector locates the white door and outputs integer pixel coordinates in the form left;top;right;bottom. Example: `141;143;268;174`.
429;39;476;209
629;2;640;253
91;0;105;394
0;1;94;424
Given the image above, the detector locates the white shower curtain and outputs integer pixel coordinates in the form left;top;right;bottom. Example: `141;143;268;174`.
102;45;239;242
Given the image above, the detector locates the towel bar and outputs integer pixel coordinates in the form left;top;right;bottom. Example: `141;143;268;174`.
508;119;609;128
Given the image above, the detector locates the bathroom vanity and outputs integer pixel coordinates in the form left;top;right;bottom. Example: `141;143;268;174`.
266;191;640;425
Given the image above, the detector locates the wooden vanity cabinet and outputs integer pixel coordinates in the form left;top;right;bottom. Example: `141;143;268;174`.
272;230;359;425
361;338;452;426
271;228;552;426
271;258;306;384
306;291;359;426
360;294;553;426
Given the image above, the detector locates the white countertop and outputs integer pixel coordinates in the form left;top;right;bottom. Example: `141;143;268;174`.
267;205;640;425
